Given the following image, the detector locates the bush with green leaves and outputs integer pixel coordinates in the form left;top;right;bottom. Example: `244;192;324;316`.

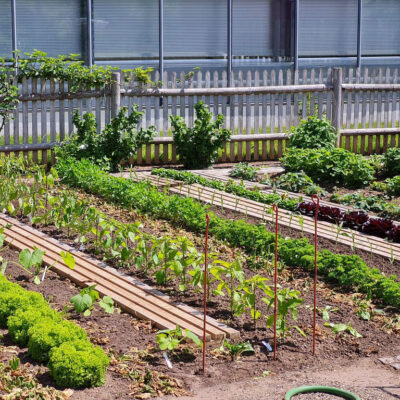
229;163;259;182
56;105;156;172
288;116;337;149
280;148;375;188
28;319;88;362
7;306;62;346
48;340;109;388
274;172;326;196
385;176;400;197
170;101;231;169
383;148;400;177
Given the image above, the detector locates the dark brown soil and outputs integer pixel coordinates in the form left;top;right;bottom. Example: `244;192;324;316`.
2;177;400;399
2;221;400;400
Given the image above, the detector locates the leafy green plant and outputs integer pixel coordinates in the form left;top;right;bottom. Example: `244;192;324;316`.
8;357;20;371
325;321;362;338
383;147;400;177
211;260;245;316
288;116;337;149
56;105;156;171
218;340;255;360
264;288;305;339
384;175;400;197
229;163;259;182
273;172;325;196
156;325;202;351
170;101;231;169
71;284;115;316
28;319;88;362
281;148;375;188
239;275;272;329
48;340;109;388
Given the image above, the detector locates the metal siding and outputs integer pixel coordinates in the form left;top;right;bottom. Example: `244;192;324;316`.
233;0;273;57
299;0;358;57
16;0;83;57
164;0;226;58
0;0;12;57
362;0;400;56
94;0;158;59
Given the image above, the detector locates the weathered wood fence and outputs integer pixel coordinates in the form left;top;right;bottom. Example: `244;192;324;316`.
1;66;400;165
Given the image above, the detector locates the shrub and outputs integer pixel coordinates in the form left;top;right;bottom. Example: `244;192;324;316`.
28;320;87;362
274;172;326;195
48;340;109;388
385;176;400;197
288;116;337;149
0;289;44;327
8;306;62;346
280;148;375;188
170;101;231;169
229;163;259;182
383;147;400;177
56;106;156;172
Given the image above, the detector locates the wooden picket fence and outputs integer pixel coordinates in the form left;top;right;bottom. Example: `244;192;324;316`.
1;66;400;165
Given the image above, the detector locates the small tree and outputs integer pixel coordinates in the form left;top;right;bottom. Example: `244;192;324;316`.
170;102;231;169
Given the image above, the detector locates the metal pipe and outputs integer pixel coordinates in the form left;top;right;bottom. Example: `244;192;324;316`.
159;0;164;84
356;0;362;69
202;214;210;374
227;0;233;86
11;0;17;57
293;0;299;70
272;204;279;361
87;0;93;67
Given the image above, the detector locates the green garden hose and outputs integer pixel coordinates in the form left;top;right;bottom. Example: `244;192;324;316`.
284;386;360;400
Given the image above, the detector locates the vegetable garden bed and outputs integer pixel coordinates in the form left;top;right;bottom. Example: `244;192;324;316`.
2;157;400;399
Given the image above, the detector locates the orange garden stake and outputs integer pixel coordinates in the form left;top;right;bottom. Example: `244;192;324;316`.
311;195;320;356
272;204;279;361
202;214;210;374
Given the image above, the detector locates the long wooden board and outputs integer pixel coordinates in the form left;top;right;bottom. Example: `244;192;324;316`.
0;214;239;340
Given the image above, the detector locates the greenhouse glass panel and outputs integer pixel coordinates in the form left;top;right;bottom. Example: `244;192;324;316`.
164;0;226;58
362;0;400;56
16;0;84;57
233;0;273;57
299;0;357;57
94;0;158;60
0;0;12;58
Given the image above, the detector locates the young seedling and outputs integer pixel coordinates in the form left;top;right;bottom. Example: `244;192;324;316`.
325;321;362;338
156;325;202;352
218;340;255;361
335;222;344;250
297;215;304;236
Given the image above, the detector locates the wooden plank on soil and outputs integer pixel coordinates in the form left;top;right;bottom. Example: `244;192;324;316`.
0;214;238;340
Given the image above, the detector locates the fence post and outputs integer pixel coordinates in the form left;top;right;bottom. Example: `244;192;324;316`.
332;68;343;148
111;71;121;118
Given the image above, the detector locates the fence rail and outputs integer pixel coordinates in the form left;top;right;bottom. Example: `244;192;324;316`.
1;66;400;165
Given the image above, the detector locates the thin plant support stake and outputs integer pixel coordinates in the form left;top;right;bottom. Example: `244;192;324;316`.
272;204;279;361
311;194;320;356
202;213;210;374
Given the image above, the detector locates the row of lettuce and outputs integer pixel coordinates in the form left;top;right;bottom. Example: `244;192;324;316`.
56;157;400;308
0;274;108;388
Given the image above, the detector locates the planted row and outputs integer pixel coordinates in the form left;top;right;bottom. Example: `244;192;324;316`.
297;201;400;243
55;158;400;308
152;168;299;211
0;162;304;336
0;275;109;388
